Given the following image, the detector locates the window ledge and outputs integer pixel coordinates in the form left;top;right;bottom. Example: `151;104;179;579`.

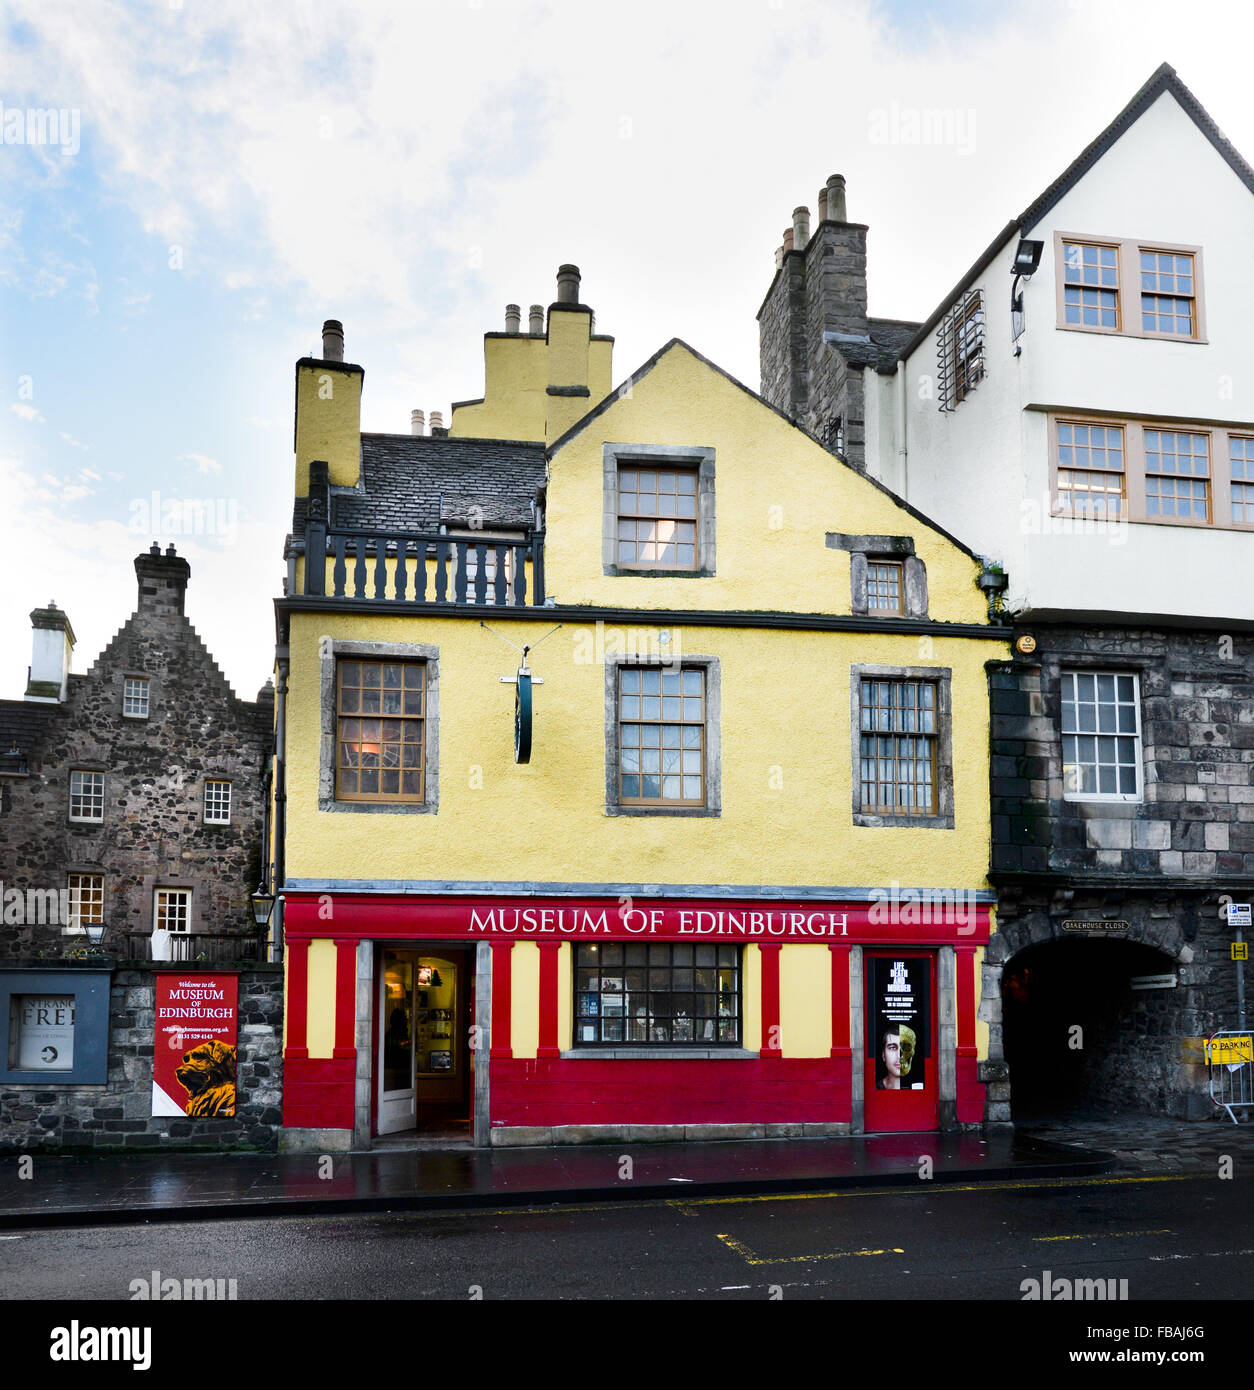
854;812;954;830
319;799;437;815
606;805;720;818
561;1048;757;1060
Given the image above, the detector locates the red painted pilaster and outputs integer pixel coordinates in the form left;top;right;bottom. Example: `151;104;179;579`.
759;943;782;1059
333;938;358;1059
490;941;514;1059
829;944;852;1060
537;941;561;1059
286;938;310;1060
956;946;977;1055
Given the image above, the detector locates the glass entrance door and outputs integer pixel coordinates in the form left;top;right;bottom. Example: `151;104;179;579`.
378;954;416;1135
376;947;472;1137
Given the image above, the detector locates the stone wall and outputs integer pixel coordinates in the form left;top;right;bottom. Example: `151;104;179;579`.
0;964;283;1151
0;547;272;962
990;627;1254;878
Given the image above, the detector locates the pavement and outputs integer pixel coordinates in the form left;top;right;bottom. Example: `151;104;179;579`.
1;1110;1250;1228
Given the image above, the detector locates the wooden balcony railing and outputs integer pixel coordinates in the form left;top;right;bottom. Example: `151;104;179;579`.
124;931;269;965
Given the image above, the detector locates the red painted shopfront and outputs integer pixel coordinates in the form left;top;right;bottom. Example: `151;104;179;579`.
280;893;991;1146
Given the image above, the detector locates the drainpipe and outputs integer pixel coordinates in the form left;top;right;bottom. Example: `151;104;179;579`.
273;653;289;961
895;361;909;496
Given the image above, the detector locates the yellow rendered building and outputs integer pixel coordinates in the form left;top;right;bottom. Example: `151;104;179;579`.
275;268;1008;1150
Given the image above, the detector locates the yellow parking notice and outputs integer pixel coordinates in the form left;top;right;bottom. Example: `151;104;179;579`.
1206;1035;1253;1065
1233;942;1249;961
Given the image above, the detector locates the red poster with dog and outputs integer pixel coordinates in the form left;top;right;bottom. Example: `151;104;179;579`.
152;974;239;1117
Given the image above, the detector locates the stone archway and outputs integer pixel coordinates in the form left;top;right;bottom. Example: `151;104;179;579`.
980;909;1202;1122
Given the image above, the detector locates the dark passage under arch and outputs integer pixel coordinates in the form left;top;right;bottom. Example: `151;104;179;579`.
1002;938;1180;1120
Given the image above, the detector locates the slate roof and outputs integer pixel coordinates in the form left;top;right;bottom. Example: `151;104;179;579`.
0;698;56;767
291;433;547;539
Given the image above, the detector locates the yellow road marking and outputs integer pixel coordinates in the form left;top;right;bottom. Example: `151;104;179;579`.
1034;1228;1172;1242
660;1172;1195;1211
717;1232;904;1266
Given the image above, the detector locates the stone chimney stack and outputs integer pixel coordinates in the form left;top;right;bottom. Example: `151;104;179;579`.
505;304;521;335
757;173;871;467
411;409;425;435
25;602;76;703
529;304;544;335
134;542;191;618
321;319;344;362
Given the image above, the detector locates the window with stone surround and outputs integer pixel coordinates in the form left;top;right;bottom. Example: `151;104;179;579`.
68;770;104;823
604;655;721;817
1054;233;1205;342
602;443;716;577
1060;670;1142;802
318;639;440;815
851;665;954;829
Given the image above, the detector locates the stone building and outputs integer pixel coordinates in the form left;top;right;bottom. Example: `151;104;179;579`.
758;63;1254;1121
0;544;282;1149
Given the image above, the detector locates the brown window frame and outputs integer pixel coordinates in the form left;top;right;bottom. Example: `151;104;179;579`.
335;659;426;804
1047;415;1254;530
937;289;985;411
1053;419;1127;519
1053;232;1206;343
617;665;706;808
858;678;939;818
614;463;700;573
865;559;905;615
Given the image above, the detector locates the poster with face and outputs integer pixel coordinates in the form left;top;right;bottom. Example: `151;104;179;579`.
872;957;930;1091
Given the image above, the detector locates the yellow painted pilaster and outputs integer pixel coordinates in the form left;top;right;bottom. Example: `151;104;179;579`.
511;942;540;1059
305;938;338;1059
779;944;831;1058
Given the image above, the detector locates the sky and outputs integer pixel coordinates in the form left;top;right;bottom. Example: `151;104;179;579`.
2;0;1252;700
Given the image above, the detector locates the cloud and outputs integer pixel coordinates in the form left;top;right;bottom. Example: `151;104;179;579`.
11;403;45;423
181;452;221;475
59;431;88;449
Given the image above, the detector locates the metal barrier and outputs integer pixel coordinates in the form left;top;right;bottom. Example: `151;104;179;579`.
1206;1031;1254;1124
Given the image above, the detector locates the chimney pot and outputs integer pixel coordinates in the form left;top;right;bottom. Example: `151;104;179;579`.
818;187;828;222
782;228;794;253
411;409;425;436
556;264;581;304
825;174;847;223
429;410;444;434
505;304;521;334
792;205;810;251
775;246;785;269
529;304;544;335
321;319;345;361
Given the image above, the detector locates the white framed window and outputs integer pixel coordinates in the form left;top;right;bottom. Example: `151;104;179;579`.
69;771;104;823
66;874;104;935
154;888;192;934
203;780;232;824
123;677;150;718
1061;671;1142;801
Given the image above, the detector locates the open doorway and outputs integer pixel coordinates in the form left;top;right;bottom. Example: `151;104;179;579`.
376;944;473;1143
1001;938;1179;1121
